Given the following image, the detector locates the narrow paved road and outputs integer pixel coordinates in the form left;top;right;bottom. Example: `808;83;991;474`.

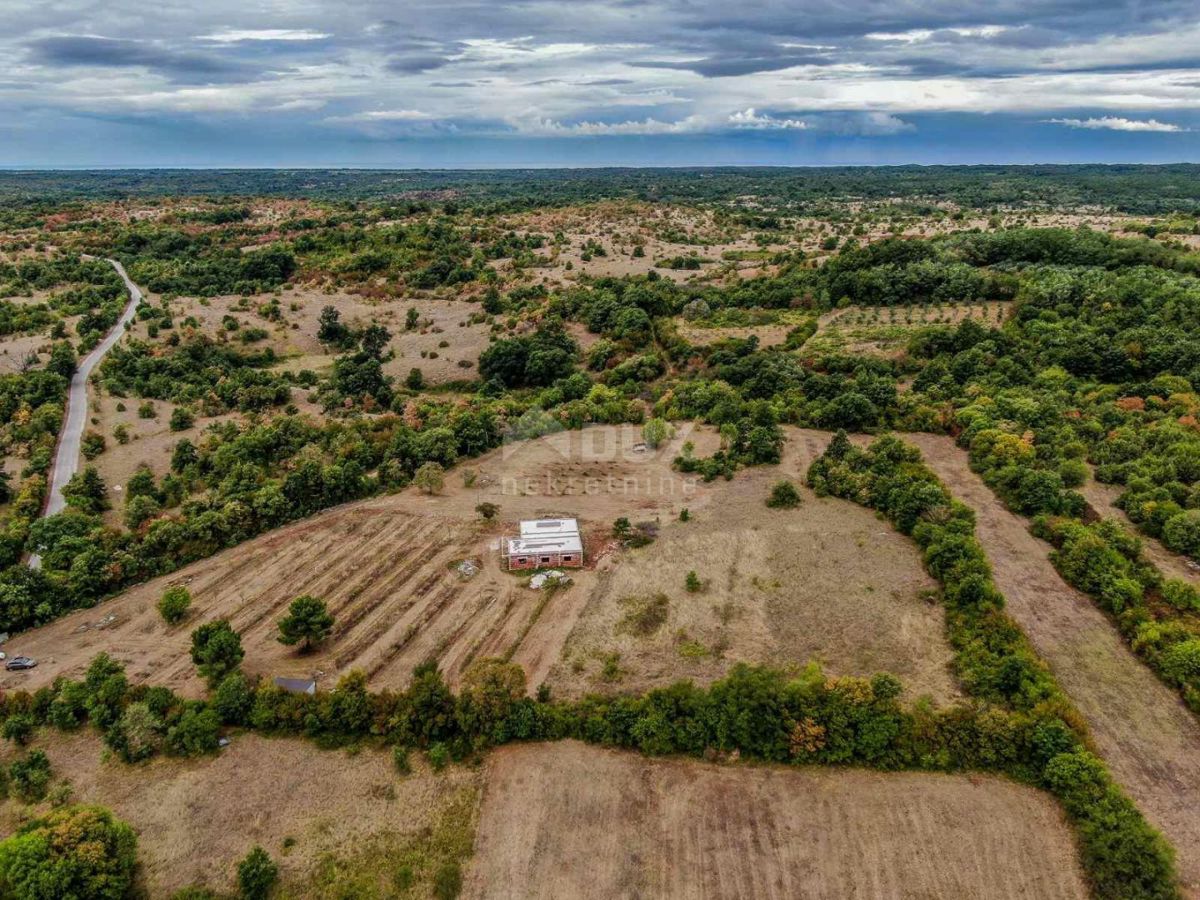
29;259;142;565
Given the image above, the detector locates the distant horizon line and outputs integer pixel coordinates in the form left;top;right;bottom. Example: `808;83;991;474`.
1;161;1199;173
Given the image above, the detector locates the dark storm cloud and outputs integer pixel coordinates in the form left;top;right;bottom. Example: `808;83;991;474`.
26;36;259;83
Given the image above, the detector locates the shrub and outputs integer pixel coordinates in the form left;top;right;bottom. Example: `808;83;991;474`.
169;406;195;432
685;571;702;593
475;502;499;520
393;746;411;775
766;480;801;509
213;672;255;726
237;846;278;900
158;585;192;625
0;806;137;900
616;593;670;636
190;620;244;687
277;595;335;652
427;743;450;772
166;707;222;756
8;750;52;802
2;714;34;746
433;861;463;900
413;461;445;495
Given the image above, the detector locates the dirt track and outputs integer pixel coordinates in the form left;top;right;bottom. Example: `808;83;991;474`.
1079;474;1200;587
904;432;1200;895
464;741;1089;900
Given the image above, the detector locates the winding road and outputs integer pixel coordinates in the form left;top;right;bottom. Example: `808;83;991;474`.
29;258;142;566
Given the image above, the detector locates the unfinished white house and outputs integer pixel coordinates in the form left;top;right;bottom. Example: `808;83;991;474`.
505;518;584;570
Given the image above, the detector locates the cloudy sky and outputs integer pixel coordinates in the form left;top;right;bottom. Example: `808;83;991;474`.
2;0;1199;167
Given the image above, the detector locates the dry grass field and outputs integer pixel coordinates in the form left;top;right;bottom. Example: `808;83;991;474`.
546;431;956;702
0;729;480;898
805;301;1012;358
0;426;957;711
464;741;1089;900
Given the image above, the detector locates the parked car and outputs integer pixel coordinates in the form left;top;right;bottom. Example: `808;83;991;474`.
4;656;36;671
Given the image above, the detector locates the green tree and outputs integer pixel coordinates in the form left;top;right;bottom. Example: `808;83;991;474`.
190;620;244;687
413;461;445;495
159;586;192;625
80;430;106;460
0;806;137;900
766;480;801;509
169;406;195;432
642;418;673;449
61;466;109;513
277;595;335;652
405;367;425;390
475;501;499;520
237;846;278;900
8;750;52;802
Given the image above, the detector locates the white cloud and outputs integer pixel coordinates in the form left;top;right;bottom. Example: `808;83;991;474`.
199;29;329;43
1046;116;1187;132
335;109;436;122
727;108;807;129
516;115;708;136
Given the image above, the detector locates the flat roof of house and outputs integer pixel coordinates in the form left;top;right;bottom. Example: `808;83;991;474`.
519;518;580;538
507;534;583;556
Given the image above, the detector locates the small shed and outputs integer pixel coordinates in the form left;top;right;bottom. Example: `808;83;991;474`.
273;676;317;695
505;518;584;570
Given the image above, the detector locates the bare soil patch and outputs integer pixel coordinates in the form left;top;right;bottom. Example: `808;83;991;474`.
464;741;1089;900
0;729;479;898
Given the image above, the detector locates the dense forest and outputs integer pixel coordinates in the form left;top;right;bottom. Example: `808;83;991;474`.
2;165;1200;214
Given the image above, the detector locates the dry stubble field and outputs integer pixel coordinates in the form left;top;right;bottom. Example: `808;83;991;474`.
464;741;1089;900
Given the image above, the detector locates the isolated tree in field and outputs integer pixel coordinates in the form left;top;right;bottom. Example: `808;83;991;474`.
406;307;420;330
685;570;702;593
476;501;499;521
405;367;425;390
413;461;445;495
642;417;673;449
190;620;244;686
317;305;349;345
766;480;801;509
278;594;334;651
80;430;106;460
0;805;137;899
237;846;279;900
158;585;191;625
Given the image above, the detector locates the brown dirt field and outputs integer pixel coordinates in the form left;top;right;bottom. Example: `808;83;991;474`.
0;729;479;898
0;507;582;697
546;429;956;703
464;741;1089;900
675;322;794;348
904;432;1200;896
1079;473;1200;587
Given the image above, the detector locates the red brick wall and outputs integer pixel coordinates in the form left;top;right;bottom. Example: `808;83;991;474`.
506;552;584;570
